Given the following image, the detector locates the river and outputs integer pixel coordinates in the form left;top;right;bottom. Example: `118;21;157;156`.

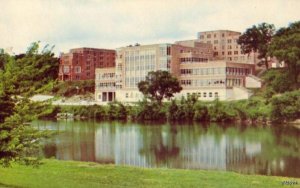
33;120;300;178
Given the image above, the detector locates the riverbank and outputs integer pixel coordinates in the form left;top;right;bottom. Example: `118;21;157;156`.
0;159;298;188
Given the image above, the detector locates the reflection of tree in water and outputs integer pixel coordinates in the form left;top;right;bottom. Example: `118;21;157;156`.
139;126;180;167
153;126;180;164
139;124;208;168
224;125;300;177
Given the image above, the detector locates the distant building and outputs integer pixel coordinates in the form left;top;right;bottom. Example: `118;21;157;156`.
197;30;258;64
95;40;261;103
95;67;116;102
58;48;115;81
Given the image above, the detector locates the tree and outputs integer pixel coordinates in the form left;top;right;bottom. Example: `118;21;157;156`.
138;71;182;104
271;90;300;122
238;23;275;69
0;49;10;70
0;91;14;123
1;42;59;96
0;97;48;167
268;21;300;84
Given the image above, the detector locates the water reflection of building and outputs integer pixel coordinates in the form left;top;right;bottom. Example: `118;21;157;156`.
47;122;96;162
93;125;265;172
95;124;115;163
114;126;148;167
40;121;300;177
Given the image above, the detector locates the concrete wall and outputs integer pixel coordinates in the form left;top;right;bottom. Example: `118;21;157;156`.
245;76;261;88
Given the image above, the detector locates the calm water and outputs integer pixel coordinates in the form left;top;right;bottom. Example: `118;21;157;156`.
33;120;300;178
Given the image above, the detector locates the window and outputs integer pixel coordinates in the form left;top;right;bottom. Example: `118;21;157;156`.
227;39;232;43
222;33;225;37
214;34;217;38
126;93;128;98
209;92;212;97
214;92;218;98
63;66;70;73
203;92;207;97
228;51;232;55
234;51;238;55
75;66;81;73
198;92;201;97
214;40;218;44
207;34;211;38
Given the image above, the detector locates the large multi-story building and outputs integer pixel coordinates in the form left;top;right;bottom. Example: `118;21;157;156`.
95;40;261;103
58;48;115;81
197;30;258;64
95;41;214;102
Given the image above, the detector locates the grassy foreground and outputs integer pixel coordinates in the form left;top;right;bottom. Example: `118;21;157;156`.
0;160;299;188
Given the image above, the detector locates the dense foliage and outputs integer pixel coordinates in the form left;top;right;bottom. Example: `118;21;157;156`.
0;42;59;96
270;90;300;122
49;96;274;123
238;23;275;69
138;71;182;104
0;98;50;167
268;21;300;84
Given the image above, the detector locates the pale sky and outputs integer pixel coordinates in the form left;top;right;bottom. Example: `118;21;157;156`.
1;0;299;56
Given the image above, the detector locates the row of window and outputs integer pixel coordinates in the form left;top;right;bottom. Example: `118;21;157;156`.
214;45;239;50
98;73;115;80
125;77;146;88
181;79;226;87
180;67;251;76
226;67;250;75
124;54;156;63
125;64;155;71
125;50;156;57
226;56;252;61
181;79;243;87
199;33;226;39
180;57;208;63
187;92;219;98
180;68;226;76
98;82;116;88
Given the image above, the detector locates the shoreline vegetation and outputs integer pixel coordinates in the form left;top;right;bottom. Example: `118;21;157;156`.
36;89;300;125
0;159;298;188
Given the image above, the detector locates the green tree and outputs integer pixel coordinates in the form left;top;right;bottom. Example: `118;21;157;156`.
0;92;14;123
0;49;10;70
138;71;182;104
271;90;300;122
0;98;48;167
1;42;59;96
238;23;275;69
268;21;300;84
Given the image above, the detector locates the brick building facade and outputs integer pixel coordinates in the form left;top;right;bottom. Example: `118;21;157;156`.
58;48;115;81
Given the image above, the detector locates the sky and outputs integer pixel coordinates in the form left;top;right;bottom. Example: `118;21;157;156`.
1;0;299;56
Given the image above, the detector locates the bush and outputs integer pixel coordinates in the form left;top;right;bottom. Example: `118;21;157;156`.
208;100;236;122
52;80;95;97
271;90;300;122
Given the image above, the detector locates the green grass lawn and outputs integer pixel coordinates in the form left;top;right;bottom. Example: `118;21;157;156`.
0;159;299;188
